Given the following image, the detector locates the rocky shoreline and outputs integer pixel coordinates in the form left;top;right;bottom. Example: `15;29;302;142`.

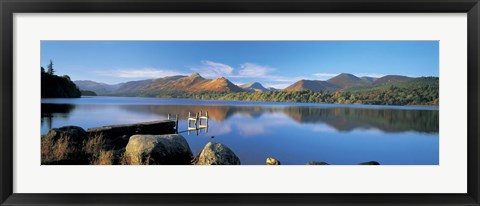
41;124;380;165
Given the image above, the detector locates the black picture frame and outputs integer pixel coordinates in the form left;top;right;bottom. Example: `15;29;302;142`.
1;0;479;205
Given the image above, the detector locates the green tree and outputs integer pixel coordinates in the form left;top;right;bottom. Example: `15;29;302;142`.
62;75;71;81
41;66;45;73
47;60;55;75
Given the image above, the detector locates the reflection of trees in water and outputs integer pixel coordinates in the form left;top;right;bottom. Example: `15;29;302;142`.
41;103;438;134
41;104;75;130
283;107;438;134
119;104;438;134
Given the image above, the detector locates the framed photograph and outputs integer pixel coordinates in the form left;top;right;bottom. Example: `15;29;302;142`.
1;0;479;205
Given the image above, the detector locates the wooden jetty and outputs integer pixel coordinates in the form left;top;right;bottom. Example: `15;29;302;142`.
86;120;177;148
87;120;176;138
84;111;210;148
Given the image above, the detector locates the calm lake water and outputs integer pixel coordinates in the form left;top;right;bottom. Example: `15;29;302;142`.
41;96;439;165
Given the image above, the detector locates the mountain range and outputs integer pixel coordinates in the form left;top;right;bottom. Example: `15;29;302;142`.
283;73;413;92
74;80;123;95
74;73;423;96
239;82;277;92
77;73;248;96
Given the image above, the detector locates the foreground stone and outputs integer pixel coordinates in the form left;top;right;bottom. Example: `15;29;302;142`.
125;134;192;165
359;161;380;165
197;142;241;165
266;157;281;165
42;126;89;164
43;126;87;146
306;161;330;165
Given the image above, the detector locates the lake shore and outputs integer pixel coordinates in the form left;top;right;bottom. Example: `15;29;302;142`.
41;97;439;165
41;123;380;166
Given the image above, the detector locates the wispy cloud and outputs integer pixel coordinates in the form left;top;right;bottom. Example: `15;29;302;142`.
232;81;246;86
191;61;277;79
354;73;385;78
190;60;306;88
190;60;234;78
268;76;307;82
264;83;291;89
236;63;304;87
94;68;186;78
238;63;276;77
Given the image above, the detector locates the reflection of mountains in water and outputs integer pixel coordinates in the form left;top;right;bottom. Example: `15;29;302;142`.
118;104;439;134
118;104;273;121
42;103;438;134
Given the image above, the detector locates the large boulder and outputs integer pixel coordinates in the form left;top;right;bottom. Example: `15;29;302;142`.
197;142;241;165
125;134;193;165
43;126;87;146
41;126;88;164
306;161;330;165
266;157;281;165
359;161;380;165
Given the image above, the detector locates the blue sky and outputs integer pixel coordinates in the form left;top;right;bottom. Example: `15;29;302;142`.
41;41;439;89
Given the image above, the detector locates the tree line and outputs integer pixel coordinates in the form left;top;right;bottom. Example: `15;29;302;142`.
218;85;438;106
142;82;438;106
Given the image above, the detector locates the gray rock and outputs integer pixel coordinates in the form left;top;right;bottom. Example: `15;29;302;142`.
197;142;241;165
125;134;193;165
359;161;380;165
43;126;87;146
306;161;330;165
266;157;281;165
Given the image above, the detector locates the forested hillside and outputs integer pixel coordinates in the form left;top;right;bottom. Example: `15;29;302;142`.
219;77;439;106
73;73;439;106
41;60;81;98
41;72;81;98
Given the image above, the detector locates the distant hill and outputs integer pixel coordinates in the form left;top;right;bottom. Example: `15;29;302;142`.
222;76;438;106
74;80;122;95
326;73;370;88
115;79;155;96
72;72;437;105
80;90;97;96
284;80;340;92
240;82;273;92
283;73;415;92
140;74;201;93
344;76;438;93
360;76;378;83
73;72;437;105
195;76;244;92
42;73;81;98
101;73;244;97
283;73;373;92
372;75;412;86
